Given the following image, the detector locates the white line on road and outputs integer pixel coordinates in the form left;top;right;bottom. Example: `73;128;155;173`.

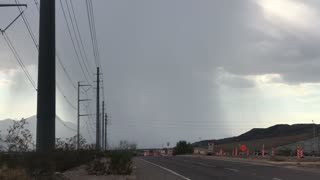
139;158;192;180
225;168;239;172
272;178;283;180
201;157;273;167
195;162;210;166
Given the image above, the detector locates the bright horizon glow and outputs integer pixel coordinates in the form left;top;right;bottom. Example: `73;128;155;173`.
256;0;317;29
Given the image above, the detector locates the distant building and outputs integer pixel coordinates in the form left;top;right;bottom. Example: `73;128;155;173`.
194;147;208;155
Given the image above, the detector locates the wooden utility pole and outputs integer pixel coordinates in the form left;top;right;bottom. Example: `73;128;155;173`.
77;82;91;149
102;101;105;150
96;67;100;150
105;113;108;150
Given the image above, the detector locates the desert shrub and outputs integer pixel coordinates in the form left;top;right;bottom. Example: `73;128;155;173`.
269;156;287;162
4;119;34;152
276;148;293;156
0;150;96;177
109;150;133;175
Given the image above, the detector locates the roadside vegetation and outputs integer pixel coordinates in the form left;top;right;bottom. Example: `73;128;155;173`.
173;140;194;155
0;118;135;179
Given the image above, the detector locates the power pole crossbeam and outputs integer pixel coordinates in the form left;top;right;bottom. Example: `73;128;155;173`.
0;4;27;7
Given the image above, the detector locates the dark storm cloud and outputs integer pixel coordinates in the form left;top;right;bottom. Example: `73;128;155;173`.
213;0;320;84
3;0;320;147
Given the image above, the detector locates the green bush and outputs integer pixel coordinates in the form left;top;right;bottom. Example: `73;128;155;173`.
109;150;133;175
173;141;194;155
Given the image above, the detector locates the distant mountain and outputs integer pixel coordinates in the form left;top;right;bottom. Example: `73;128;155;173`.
0;115;94;144
193;124;319;147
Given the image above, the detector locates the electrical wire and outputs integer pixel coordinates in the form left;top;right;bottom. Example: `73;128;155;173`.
2;32;37;91
56;115;77;132
85;0;100;67
59;0;91;84
56;83;77;111
15;0;38;49
69;0;95;74
63;0;94;81
17;0;77;91
33;0;40;12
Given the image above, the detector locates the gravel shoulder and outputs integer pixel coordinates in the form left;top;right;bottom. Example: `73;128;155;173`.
63;165;136;180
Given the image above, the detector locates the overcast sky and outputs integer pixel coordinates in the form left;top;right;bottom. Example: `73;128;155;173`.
1;0;320;148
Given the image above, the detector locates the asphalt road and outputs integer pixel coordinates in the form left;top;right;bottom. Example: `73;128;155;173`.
136;156;320;180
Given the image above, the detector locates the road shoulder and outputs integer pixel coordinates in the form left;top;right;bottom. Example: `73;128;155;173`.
134;157;185;180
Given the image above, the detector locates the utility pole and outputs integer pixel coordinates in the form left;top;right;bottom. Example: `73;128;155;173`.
36;0;55;152
312;120;316;153
102;101;105;150
77;82;91;150
105;113;108;150
96;67;100;150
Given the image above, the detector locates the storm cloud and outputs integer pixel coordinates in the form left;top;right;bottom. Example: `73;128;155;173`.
1;0;320;148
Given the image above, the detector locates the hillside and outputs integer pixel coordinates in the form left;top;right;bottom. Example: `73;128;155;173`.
193;124;319;149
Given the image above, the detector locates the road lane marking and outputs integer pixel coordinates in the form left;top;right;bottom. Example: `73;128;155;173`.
196;162;210;166
179;158;240;173
200;157;273;167
225;168;239;172
272;178;283;180
140;158;192;180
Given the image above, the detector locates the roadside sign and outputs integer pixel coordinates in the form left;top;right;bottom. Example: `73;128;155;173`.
240;144;247;152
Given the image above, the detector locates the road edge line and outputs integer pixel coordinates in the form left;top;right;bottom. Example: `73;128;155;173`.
139;158;192;180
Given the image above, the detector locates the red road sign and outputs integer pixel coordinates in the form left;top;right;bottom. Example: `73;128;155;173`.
240;144;247;152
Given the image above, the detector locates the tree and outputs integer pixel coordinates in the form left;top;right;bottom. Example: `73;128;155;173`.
117;140;137;150
0;130;3;151
55;138;66;150
55;135;88;150
5;118;35;152
173;140;194;155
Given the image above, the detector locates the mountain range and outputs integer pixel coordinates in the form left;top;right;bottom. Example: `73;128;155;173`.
193;124;319;148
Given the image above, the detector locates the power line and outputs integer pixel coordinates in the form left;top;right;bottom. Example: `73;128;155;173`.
59;0;91;84
65;0;94;79
89;0;101;66
85;0;100;67
2;30;77;121
85;1;107;141
69;0;94;74
56;83;77;111
2;32;37;91
56;115;77;132
33;0;40;12
56;52;77;90
17;0;77;91
15;0;38;49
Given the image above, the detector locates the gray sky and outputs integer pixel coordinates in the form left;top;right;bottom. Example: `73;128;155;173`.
1;0;320;148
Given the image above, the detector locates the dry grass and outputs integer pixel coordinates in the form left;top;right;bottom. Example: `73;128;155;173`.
0;165;30;180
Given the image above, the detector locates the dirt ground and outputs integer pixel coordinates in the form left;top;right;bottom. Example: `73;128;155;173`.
62;165;136;180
